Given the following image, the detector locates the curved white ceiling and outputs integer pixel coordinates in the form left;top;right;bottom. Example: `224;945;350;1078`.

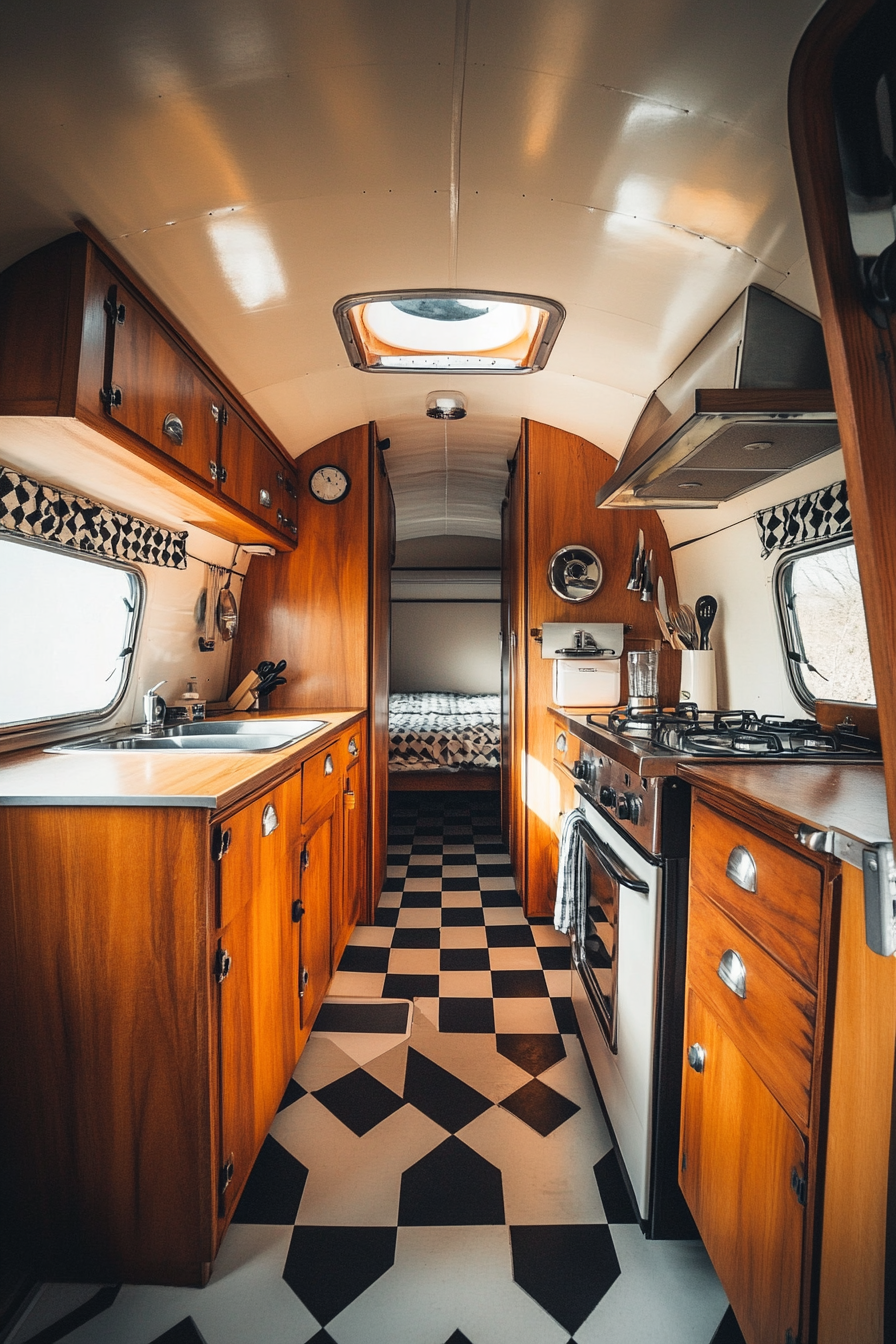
0;0;821;540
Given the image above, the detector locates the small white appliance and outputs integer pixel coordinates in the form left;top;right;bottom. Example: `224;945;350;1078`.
543;622;624;710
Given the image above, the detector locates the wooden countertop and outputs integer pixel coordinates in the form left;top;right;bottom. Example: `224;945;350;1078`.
678;762;890;848
0;709;364;810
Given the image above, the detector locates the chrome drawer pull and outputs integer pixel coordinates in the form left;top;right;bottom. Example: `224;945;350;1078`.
718;948;747;999
726;845;757;893
324;753;334;776
556;732;567;752
687;1043;706;1073
261;803;279;836
162;412;184;446
348;735;359;756
259;488;271;509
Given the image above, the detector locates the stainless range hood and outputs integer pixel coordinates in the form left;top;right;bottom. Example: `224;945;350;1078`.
595;286;839;509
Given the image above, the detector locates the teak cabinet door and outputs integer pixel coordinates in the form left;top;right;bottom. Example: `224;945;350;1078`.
680;990;806;1344
299;795;337;1029
103;276;220;488
217;775;303;1220
219;405;296;536
342;743;367;937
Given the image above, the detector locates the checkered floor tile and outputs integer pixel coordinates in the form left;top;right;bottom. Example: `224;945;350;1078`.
11;792;734;1344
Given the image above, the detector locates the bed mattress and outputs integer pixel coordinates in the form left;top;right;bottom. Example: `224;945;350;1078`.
388;692;501;771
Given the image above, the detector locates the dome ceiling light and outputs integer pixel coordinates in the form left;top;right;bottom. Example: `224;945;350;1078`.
425;390;467;420
333;289;565;374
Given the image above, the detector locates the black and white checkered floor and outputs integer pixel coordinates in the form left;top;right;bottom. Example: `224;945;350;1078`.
11;792;736;1344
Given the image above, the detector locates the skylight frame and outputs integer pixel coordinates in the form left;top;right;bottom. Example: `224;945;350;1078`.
333;289;566;374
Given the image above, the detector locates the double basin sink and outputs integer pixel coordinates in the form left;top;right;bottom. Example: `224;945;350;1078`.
50;719;328;753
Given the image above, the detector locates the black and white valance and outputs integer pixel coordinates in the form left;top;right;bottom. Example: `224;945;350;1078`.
755;479;851;558
0;465;187;569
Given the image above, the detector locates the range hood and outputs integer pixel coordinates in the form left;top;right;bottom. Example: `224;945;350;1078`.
595;286;839;509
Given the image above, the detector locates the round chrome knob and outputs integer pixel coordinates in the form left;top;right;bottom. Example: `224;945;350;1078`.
687;1043;706;1073
599;785;616;808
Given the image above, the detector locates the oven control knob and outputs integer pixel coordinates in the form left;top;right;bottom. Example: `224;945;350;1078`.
617;792;642;823
572;759;587;780
599;786;616;808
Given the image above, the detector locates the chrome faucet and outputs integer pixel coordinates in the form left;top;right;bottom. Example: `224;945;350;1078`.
142;681;167;734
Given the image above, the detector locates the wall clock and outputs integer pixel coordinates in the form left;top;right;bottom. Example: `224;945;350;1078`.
309;465;351;503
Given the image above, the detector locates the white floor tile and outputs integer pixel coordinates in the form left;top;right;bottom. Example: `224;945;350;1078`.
388;947;440;975
440;926;489;948
532;924;568;947
493;998;559;1033
544;968;573;997
403;876;442;892
330;1226;569;1344
409;1009;530;1102
489;946;543;971
480;875;518;890
376;890;401;907
292;1035;358;1090
442;843;476;855
476;853;512;865
441;863;478;877
438;970;494;997
397;908;442;928
483;906;527;924
440;890;482;907
347;924;395;948
387;844;412;855
363;1038;410;1095
385;865;407;878
326;971;386;998
11;1285;105;1343
273;1096;446;1226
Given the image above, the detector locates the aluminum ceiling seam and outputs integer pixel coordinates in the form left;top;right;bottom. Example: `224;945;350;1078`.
449;0;471;286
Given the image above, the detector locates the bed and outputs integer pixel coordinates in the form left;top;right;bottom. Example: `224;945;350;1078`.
388;692;501;789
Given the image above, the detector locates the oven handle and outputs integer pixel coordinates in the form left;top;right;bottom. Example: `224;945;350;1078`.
575;811;650;894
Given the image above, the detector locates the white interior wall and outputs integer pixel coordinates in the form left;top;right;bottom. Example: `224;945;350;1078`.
391;603;501;694
662;449;847;715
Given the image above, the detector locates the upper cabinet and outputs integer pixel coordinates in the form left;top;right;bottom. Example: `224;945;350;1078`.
0;230;298;551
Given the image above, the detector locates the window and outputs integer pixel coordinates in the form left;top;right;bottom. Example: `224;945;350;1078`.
0;534;142;732
775;539;875;709
333;290;565;373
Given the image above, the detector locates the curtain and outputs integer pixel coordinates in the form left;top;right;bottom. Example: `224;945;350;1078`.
0;465;187;569
755;479;851;557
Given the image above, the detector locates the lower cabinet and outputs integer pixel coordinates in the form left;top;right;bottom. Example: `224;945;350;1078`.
0;717;366;1286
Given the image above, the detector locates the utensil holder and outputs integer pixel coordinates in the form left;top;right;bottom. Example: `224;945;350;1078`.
679;650;717;711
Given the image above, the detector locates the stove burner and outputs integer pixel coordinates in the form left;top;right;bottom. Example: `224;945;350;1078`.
590;706;879;759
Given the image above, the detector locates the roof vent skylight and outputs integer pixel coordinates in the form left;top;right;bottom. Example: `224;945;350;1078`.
334;289;565;374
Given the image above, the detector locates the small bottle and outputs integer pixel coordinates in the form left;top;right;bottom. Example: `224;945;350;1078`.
183;676;200;702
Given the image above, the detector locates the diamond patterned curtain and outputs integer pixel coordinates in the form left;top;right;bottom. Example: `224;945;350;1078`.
754;479;851;558
0;465;187;569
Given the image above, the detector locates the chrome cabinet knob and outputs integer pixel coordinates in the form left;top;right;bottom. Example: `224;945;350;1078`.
324;754;334;776
687;1043;706;1073
556;732;567;752
261;803;279;836
162;412;184;446
718;948;747;999
726;845;757;893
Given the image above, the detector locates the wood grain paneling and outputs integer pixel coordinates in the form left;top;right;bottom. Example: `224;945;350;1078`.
681;989;806;1344
368;431;392;913
0;806;214;1285
690;796;823;990
790;0;896;842
818;862;896;1344
687;887;816;1130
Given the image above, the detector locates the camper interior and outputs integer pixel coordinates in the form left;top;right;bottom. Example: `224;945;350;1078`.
1;1;895;1342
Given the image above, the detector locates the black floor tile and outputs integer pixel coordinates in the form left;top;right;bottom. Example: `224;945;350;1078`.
500;1078;580;1136
398;1136;505;1226
374;906;399;927
478;863;514;877
491;969;549;998
496;1033;567;1076
315;1001;411;1034
439;997;496;1033
442;907;485;926
480;890;521;907
381;877;405;891
338;944;390;974
442;876;480;891
473;842;506;853
510;1224;620;1333
283;1226;397;1324
149;1321;208;1344
403;1046;492;1133
443;1333;474;1344
538;945;571;970
393;927;440;949
383;973;441;999
440;947;490;972
412;844;443;854
231;1135;309;1224
485;924;535;947
277;1077;307;1112
551;997;577;1033
313;1068;405;1136
401;890;442;908
527;916;554;924
593;1149;638;1223
710;1307;749;1344
305;1332;338;1344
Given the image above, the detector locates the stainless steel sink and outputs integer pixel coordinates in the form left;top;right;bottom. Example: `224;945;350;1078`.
49;719;328;753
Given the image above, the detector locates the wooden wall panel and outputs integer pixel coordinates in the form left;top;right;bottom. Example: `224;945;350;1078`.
368;432;393;912
231;424;371;709
522;419;679;914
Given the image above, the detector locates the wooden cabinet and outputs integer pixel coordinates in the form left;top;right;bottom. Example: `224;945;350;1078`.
0;717;365;1286
0;230;297;550
680;790;833;1344
340;725;367;959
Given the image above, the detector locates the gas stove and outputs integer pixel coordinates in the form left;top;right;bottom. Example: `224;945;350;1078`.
596;707;880;761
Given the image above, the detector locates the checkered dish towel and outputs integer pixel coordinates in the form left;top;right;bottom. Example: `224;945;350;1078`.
554;808;587;934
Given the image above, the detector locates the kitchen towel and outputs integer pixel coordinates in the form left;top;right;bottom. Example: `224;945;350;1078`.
554;807;587;935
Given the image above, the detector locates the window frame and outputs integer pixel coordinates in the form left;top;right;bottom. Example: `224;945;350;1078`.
773;533;874;712
0;531;145;738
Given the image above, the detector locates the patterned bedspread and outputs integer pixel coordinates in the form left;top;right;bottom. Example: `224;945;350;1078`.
388;692;501;771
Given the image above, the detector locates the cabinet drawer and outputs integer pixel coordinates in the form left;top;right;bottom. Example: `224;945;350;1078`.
302;742;341;821
552;725;581;772
687;886;816;1129
690;797;823;989
217;782;294;929
339;723;365;773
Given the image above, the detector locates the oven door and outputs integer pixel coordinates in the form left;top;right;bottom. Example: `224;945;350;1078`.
571;819;649;1053
571;796;662;1222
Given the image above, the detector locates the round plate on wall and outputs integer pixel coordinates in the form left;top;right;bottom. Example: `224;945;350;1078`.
309;465;351;503
548;545;603;602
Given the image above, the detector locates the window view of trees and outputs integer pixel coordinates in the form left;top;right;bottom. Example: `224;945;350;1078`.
782;542;875;706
